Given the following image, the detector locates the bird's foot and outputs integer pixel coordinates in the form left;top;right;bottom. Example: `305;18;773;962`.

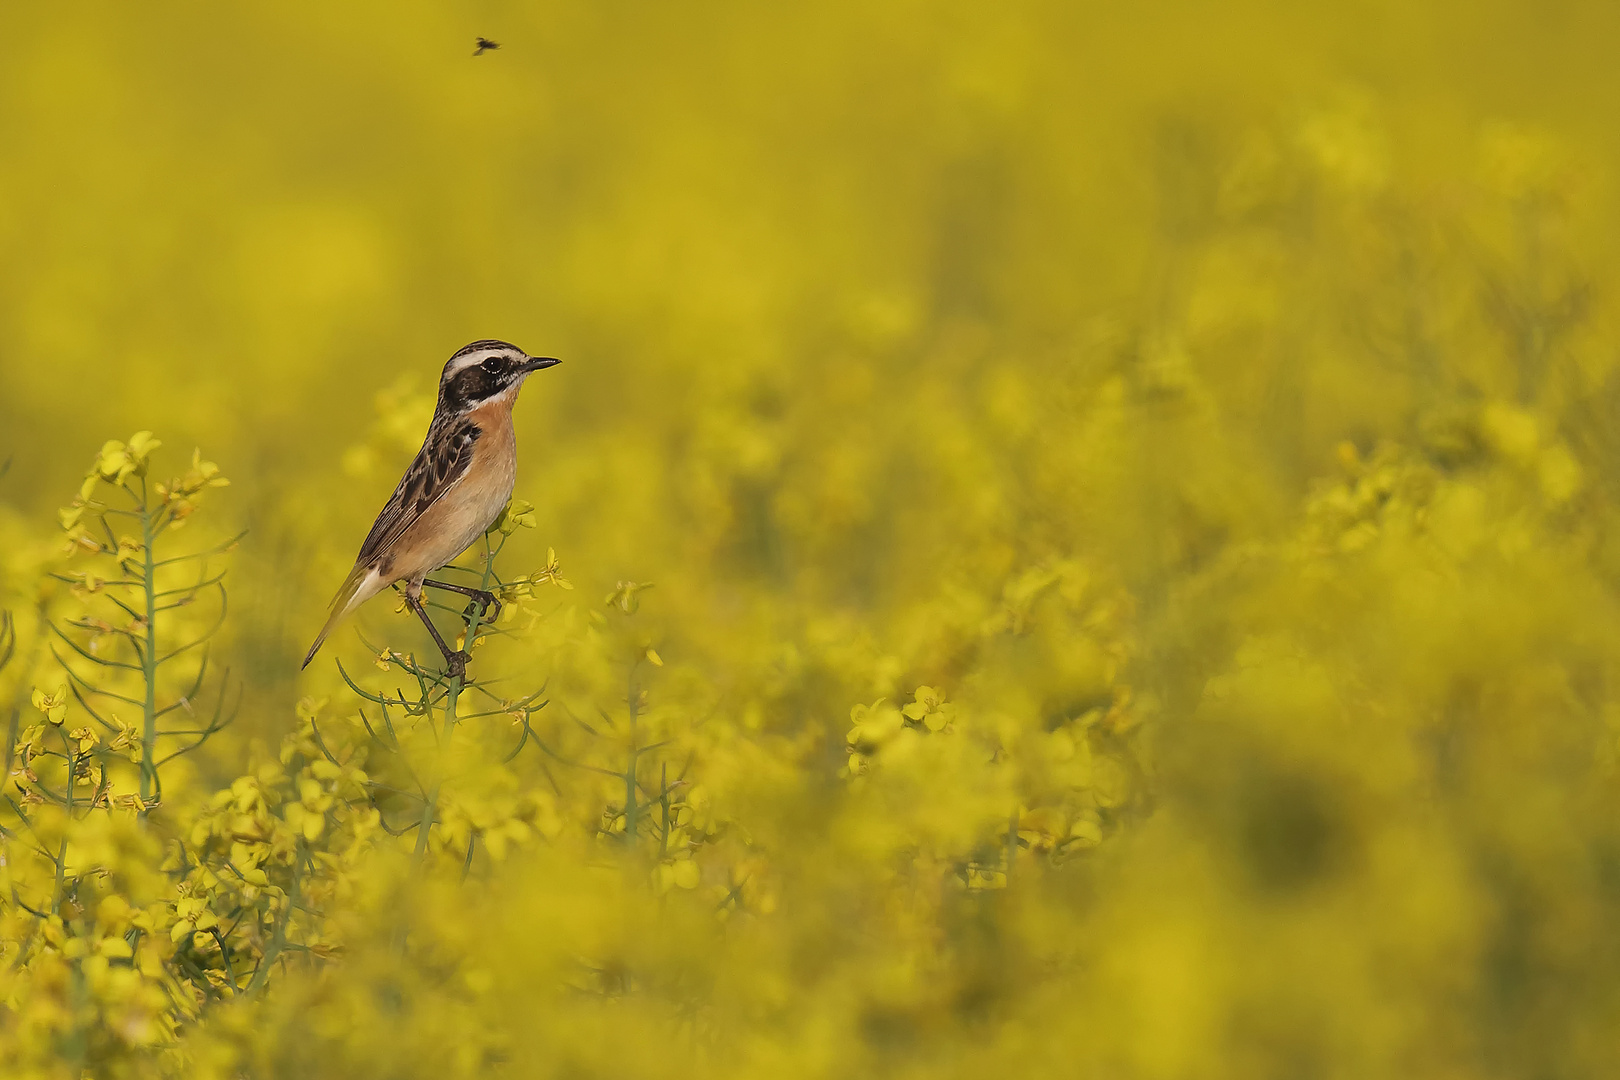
462;590;501;624
445;650;471;680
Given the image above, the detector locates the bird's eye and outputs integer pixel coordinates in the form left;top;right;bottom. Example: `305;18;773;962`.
481;356;503;373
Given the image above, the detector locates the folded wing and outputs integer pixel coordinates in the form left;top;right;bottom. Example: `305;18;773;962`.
301;415;482;668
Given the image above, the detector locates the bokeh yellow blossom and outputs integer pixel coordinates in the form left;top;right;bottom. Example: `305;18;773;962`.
4;2;1620;1078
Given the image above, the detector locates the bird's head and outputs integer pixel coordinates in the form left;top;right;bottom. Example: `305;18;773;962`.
439;340;561;413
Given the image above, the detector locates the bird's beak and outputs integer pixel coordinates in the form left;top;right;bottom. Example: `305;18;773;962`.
522;357;562;372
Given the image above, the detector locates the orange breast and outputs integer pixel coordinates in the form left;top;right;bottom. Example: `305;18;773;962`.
387;404;518;581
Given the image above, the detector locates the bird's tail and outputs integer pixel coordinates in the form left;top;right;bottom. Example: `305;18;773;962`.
302;564;376;670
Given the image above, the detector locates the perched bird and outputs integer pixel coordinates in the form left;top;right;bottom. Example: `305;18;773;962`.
474;36;500;55
302;340;560;677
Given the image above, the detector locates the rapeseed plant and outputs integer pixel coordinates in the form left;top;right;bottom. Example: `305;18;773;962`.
4;3;1620;1077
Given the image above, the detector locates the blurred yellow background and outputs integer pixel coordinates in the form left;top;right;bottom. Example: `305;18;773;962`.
4;1;1620;1076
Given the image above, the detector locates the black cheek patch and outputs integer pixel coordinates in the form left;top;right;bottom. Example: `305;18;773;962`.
444;368;494;411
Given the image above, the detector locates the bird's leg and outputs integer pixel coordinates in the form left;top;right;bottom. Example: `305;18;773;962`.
421;578;502;624
405;590;470;680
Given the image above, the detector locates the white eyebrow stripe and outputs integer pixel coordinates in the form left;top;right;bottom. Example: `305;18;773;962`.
444;352;490;376
443;346;520;378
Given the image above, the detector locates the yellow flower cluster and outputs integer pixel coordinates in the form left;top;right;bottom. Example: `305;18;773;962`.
5;7;1620;1076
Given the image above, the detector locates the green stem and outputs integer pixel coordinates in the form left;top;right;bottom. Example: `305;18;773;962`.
410;537;499;859
412;676;459;860
2;603;49;755
623;664;640;847
411;538;502;869
1;709;13;915
139;479;159;805
659;761;670;858
246;843;302;995
1005;809;1018;887
2;707;16;799
63;959;89;1074
52;727;73;914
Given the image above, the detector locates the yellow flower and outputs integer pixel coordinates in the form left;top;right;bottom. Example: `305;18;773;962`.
126;430;162;465
535;547;573;590
93;440;133;482
168;896;218;942
902;685;954;732
605;580;654;614
114;535;145;569
656;858;702;892
106;714;141;761
488;498;537;536
187;447;228;488
162;448;230;520
846;700;904;750
31;685;69;726
96;936;133;960
283;802;326;841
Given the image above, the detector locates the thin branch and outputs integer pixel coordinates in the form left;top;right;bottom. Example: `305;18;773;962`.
48;623;141;671
3;795;52;851
154;676;238;768
154;587;228;665
54;657;144;706
531;736;621;778
206;927;239;993
45;578;139;592
379;701;401;746
468;681;549;711
0;821;58;864
560;703;601;737
457;702;549;722
357;707;399;753
715;876;749;913
151;530;246;567
152;571;227;598
370;798;414;837
2;704;16;787
8;893;50;920
307;718;344;768
362;781;424;803
154;648;210;718
334;658;414;708
502;715;534;763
